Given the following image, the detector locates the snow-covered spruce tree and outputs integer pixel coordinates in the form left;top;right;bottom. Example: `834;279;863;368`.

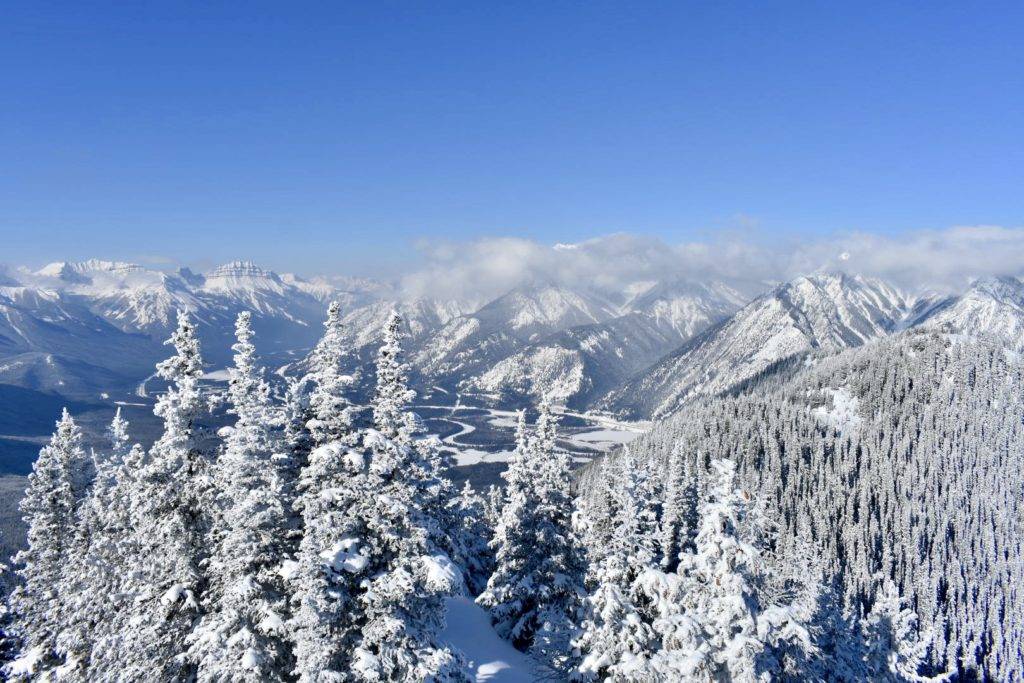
54;409;139;678
478;399;585;670
861;577;947;682
5;410;87;679
659;444;698;573
371;311;418;444
97;310;211;680
371;312;492;596
305;301;356;448
638;458;811;682
188;312;293;681
572;451;659;681
346;427;470;681
289;301;362;680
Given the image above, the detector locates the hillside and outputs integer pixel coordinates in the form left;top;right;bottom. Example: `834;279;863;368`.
590;330;1023;679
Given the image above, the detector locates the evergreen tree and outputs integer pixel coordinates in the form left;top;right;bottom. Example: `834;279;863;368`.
104;310;211;680
290;303;362;681
188;312;293;680
478;399;584;670
372;312;417;444
862;577;945;682
573;452;659;681
305;301;356;447
56;409;138;678
659;445;698;572
6;410;86;678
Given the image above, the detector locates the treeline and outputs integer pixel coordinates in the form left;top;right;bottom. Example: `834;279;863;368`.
0;311;974;681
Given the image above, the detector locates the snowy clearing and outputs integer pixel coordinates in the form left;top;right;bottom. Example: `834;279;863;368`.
811;387;862;432
441;597;538;682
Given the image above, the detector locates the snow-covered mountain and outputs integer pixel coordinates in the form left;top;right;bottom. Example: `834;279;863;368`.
411;284;622;384
912;276;1024;349
463;280;746;406
0;260;384;398
600;273;912;418
5;258;1024;428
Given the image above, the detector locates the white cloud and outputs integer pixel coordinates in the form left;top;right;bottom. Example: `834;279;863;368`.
397;225;1024;301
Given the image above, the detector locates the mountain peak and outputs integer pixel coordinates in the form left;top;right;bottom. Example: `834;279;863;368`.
968;275;1024;304
35;259;143;280
204;261;277;280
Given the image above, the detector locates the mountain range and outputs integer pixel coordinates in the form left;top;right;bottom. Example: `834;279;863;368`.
1;259;1023;424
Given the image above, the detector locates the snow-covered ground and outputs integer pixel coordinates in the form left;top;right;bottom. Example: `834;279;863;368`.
811;387;862;432
441;597;538;682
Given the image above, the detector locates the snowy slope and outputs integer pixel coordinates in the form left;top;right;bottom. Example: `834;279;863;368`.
453;280;745;406
440;597;538;682
913;276;1024;349
600;273;910;419
338;298;469;351
413;284;620;384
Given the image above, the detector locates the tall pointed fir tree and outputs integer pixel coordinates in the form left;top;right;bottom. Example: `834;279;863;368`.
371;311;491;595
99;310;211;680
55;409;139;678
6;410;87;679
573;451;659;681
659;444;698;572
290;301;364;680
332;312;470;680
188;312;293;680
478;398;585;671
371;312;417;444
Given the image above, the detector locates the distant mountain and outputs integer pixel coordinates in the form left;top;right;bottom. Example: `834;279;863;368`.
5;258;1024;429
912;276;1024;349
411;284;621;384
600;273;911;418
0;260;386;398
464;280;745;407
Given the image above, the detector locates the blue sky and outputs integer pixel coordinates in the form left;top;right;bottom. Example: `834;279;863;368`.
2;2;1022;276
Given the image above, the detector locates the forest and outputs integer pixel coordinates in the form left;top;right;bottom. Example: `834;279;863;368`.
0;307;1017;681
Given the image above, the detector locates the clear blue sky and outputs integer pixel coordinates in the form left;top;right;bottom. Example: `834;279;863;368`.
2;2;1021;275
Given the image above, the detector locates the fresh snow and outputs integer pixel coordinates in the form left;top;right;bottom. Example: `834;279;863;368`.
811;387;862;432
441;597;538;682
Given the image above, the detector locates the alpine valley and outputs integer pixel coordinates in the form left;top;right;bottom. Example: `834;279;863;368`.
2;257;1024;680
1;259;1021;424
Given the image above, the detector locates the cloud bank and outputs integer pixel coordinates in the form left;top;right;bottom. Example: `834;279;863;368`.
397;225;1024;302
